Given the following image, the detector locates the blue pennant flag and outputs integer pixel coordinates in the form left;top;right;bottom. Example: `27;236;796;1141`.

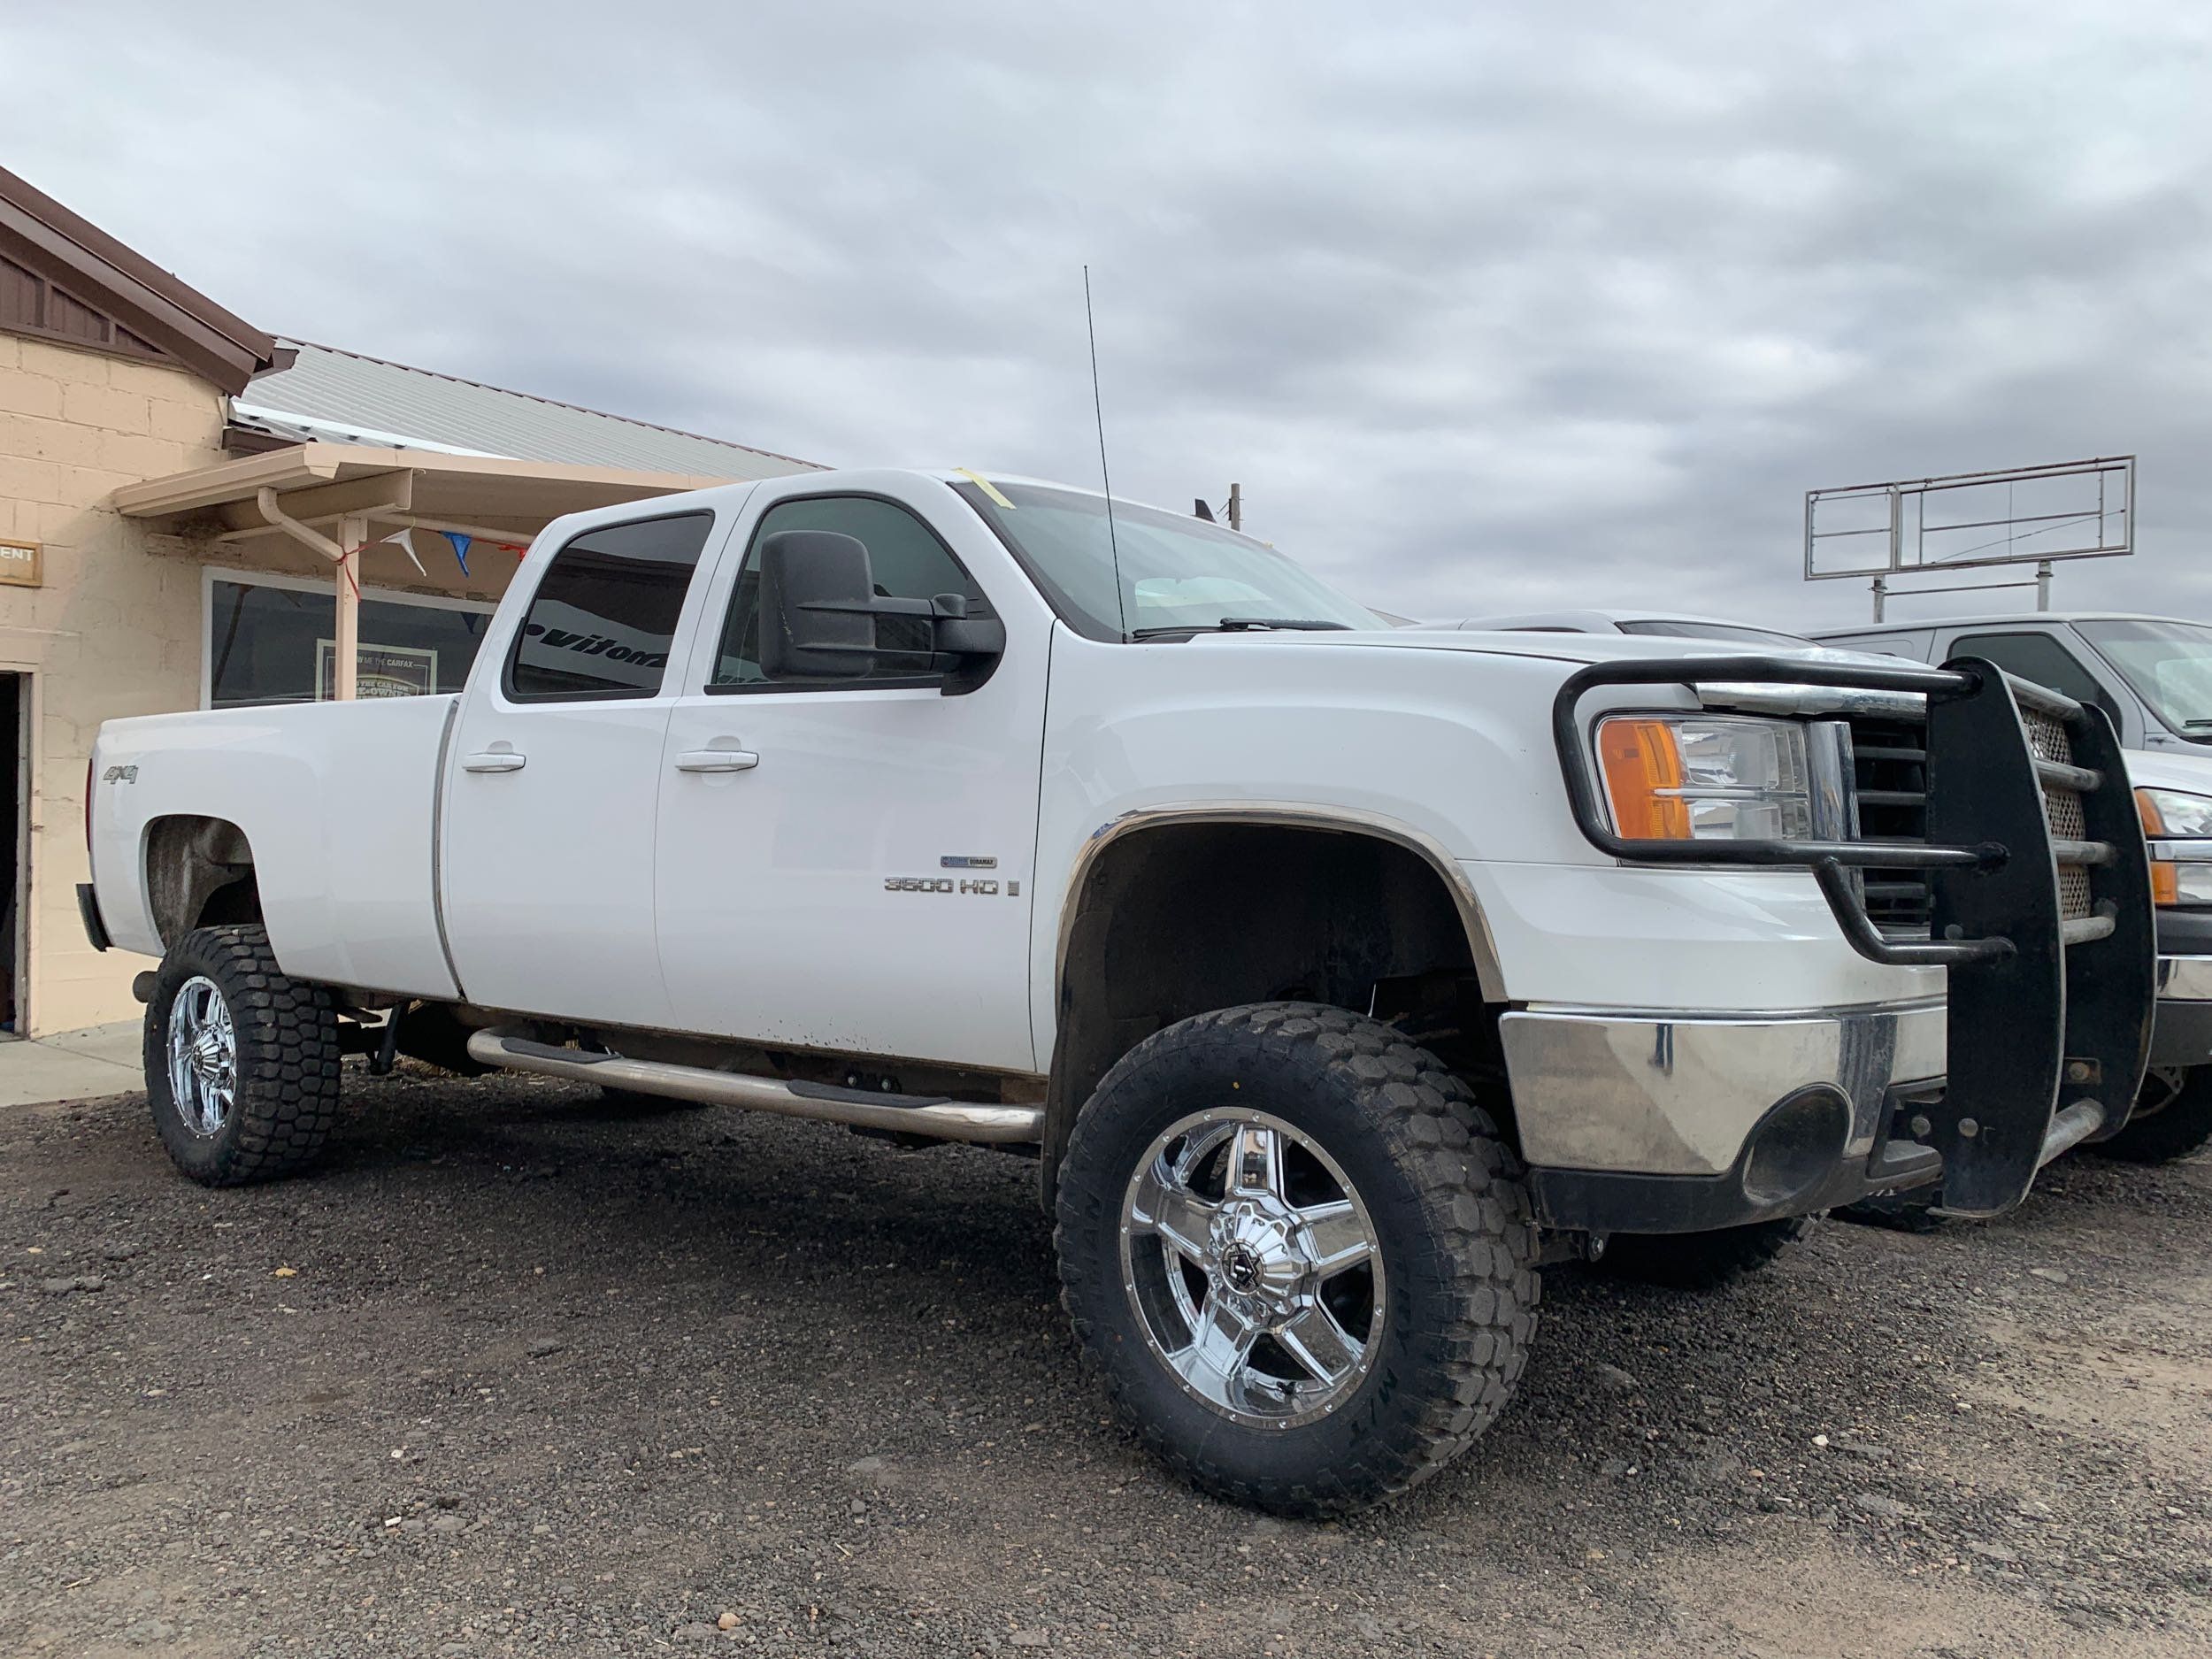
445;531;472;577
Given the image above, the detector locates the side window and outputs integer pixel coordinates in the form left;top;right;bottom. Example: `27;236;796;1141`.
710;495;987;689
507;512;715;701
1949;631;2120;722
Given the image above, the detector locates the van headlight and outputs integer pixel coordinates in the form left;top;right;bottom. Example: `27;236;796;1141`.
2137;787;2212;906
1597;715;1813;841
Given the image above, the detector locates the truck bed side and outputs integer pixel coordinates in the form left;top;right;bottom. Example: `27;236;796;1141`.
89;694;462;999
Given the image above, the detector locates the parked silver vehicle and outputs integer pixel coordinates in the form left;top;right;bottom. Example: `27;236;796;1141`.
1813;611;2212;1164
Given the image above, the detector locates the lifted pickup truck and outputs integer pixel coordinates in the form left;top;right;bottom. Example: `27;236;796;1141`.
82;469;2154;1515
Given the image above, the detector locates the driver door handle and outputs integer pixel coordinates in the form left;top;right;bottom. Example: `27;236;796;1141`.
675;748;760;773
462;751;527;773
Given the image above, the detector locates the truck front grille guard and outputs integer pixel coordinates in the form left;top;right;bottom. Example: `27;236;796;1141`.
1552;653;2154;1217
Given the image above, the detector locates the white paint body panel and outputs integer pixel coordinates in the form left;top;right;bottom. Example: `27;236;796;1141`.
2122;747;2212;796
89;695;461;997
432;491;749;1028
651;472;1055;1071
1460;860;1942;1009
441;695;686;1029
1031;626;1937;1042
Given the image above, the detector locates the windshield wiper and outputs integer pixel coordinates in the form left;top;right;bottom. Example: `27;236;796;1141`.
1130;617;1355;640
2185;719;2212;728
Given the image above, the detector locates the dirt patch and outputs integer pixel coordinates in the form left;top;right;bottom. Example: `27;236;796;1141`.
3;1066;2209;1655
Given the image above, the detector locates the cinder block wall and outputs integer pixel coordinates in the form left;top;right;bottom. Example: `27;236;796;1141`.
0;334;227;1035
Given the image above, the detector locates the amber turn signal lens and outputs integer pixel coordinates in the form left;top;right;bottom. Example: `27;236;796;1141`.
1598;718;1692;840
2139;788;2183;905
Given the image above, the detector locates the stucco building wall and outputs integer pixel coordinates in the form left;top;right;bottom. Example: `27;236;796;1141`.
0;334;227;1033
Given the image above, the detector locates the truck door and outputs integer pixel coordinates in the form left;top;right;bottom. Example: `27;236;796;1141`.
440;507;727;1027
652;477;1045;1074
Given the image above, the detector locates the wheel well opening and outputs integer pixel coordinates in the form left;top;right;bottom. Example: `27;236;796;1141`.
1043;820;1506;1200
144;815;260;947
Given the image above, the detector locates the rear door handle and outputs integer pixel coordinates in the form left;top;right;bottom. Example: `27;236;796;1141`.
675;749;760;773
462;751;527;773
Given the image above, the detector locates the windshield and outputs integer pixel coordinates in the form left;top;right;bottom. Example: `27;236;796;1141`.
1617;618;1814;649
951;480;1381;639
2077;619;2212;736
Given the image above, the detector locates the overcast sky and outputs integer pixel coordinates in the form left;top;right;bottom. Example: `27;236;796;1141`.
5;3;2208;628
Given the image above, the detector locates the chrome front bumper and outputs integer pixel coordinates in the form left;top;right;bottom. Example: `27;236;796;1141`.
1501;999;1947;1233
2153;955;2212;1068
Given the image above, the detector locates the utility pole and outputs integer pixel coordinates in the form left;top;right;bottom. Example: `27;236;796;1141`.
1227;482;1242;534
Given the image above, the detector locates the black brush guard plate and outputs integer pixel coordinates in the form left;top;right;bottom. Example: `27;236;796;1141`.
1553;652;2154;1220
1924;661;2154;1213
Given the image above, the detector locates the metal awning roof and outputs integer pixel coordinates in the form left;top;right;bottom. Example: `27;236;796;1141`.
235;340;824;478
111;441;734;554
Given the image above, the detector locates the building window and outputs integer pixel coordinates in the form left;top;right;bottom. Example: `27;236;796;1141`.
205;573;493;709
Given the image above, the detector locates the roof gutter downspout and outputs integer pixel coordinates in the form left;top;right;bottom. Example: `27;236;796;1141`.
254;486;347;564
256;486;365;701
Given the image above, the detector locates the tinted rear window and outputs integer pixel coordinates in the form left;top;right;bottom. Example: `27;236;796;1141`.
507;513;715;700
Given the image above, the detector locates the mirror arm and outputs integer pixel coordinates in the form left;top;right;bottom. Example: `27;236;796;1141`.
796;594;1003;661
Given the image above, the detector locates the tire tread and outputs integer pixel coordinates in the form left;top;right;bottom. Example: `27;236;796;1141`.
145;925;339;1187
1054;1002;1539;1516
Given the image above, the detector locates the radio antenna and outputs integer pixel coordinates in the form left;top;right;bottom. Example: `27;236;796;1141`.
1082;265;1128;637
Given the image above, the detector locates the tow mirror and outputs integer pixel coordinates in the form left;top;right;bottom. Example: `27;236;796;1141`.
758;531;877;679
757;529;1005;681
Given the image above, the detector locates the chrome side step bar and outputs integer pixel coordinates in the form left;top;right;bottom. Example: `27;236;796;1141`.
464;1031;1043;1146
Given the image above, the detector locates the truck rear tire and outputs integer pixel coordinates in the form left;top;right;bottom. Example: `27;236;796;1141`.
1055;1002;1539;1517
143;925;341;1187
1598;1217;1811;1290
2095;1065;2212;1164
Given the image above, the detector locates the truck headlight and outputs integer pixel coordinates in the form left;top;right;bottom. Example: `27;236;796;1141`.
2137;787;2212;906
1597;715;1813;841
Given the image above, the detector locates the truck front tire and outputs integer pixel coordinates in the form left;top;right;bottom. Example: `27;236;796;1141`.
1055;1002;1539;1517
144;926;341;1186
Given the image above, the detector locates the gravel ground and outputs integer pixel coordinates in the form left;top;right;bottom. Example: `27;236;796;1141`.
3;1061;2209;1658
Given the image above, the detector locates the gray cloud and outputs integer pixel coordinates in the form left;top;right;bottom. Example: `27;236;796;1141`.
6;1;2209;630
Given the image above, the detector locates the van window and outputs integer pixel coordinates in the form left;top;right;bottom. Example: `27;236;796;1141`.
506;512;715;701
1948;631;2120;722
2077;619;2212;738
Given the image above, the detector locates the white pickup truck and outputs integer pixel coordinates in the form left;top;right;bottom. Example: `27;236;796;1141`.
81;468;2153;1515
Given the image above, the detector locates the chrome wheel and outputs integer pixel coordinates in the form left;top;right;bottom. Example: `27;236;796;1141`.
166;975;237;1137
1120;1108;1384;1427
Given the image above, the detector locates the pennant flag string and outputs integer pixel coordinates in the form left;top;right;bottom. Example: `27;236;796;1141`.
379;526;428;577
